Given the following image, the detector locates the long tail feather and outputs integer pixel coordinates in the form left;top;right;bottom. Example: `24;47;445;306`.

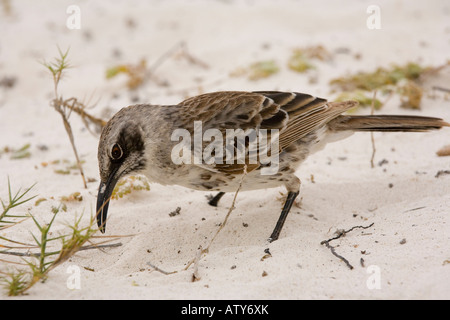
329;115;450;132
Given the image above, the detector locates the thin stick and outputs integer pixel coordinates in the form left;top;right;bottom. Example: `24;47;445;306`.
209;165;248;245
370;91;377;168
77;242;122;251
191;245;203;282
64;97;106;133
57;103;87;189
0;242;122;258
43;48;88;189
322;240;354;269
148;41;209;75
184;165;248;271
320;223;374;270
144;166;248;278
147;41;186;74
432;86;450;93
0;251;40;258
0;258;28;266
177;43;210;69
147;262;177;275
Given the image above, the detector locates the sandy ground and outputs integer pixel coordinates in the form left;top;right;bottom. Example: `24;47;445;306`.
1;0;450;300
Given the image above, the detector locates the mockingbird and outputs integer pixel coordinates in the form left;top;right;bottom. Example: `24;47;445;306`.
96;91;448;241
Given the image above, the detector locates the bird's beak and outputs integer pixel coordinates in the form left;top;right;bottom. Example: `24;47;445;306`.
96;168;119;233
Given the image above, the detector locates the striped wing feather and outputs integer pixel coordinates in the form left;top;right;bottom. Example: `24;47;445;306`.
177;91;355;174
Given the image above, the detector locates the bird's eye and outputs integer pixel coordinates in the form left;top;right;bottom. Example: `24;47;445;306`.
111;144;123;160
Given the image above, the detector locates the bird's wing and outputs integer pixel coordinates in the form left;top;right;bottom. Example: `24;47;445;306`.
253;91;357;149
175;91;356;174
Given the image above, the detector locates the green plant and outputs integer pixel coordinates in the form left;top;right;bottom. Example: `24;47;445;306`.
0;270;29;297
42;48;87;188
27;211;63;281
330;62;427;92
0;179;119;296
334;90;382;110
0;177;36;230
248;60;279;80
1;209;102;296
288;45;331;73
106;58;147;89
329;62;440;110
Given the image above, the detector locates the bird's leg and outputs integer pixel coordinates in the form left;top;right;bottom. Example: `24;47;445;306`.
269;191;299;242
208;192;225;207
269;177;301;242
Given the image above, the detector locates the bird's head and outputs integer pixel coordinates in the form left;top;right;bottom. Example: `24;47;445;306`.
96;115;147;233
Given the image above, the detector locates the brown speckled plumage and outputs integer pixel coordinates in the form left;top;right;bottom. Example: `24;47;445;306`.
96;90;449;241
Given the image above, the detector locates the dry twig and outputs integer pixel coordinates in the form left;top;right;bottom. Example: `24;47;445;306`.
42;48;87;188
432;86;450;94
191;245;203;282
370;91;377;168
107;41;209;90
183;165;248;277
146;262;176;275
320;223;374;270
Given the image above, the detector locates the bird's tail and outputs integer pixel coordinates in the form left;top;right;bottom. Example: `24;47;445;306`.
329;115;450;132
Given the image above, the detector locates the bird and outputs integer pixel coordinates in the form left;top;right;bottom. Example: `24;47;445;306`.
96;90;449;242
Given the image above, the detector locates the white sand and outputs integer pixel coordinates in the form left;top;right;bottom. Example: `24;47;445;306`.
1;0;449;299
